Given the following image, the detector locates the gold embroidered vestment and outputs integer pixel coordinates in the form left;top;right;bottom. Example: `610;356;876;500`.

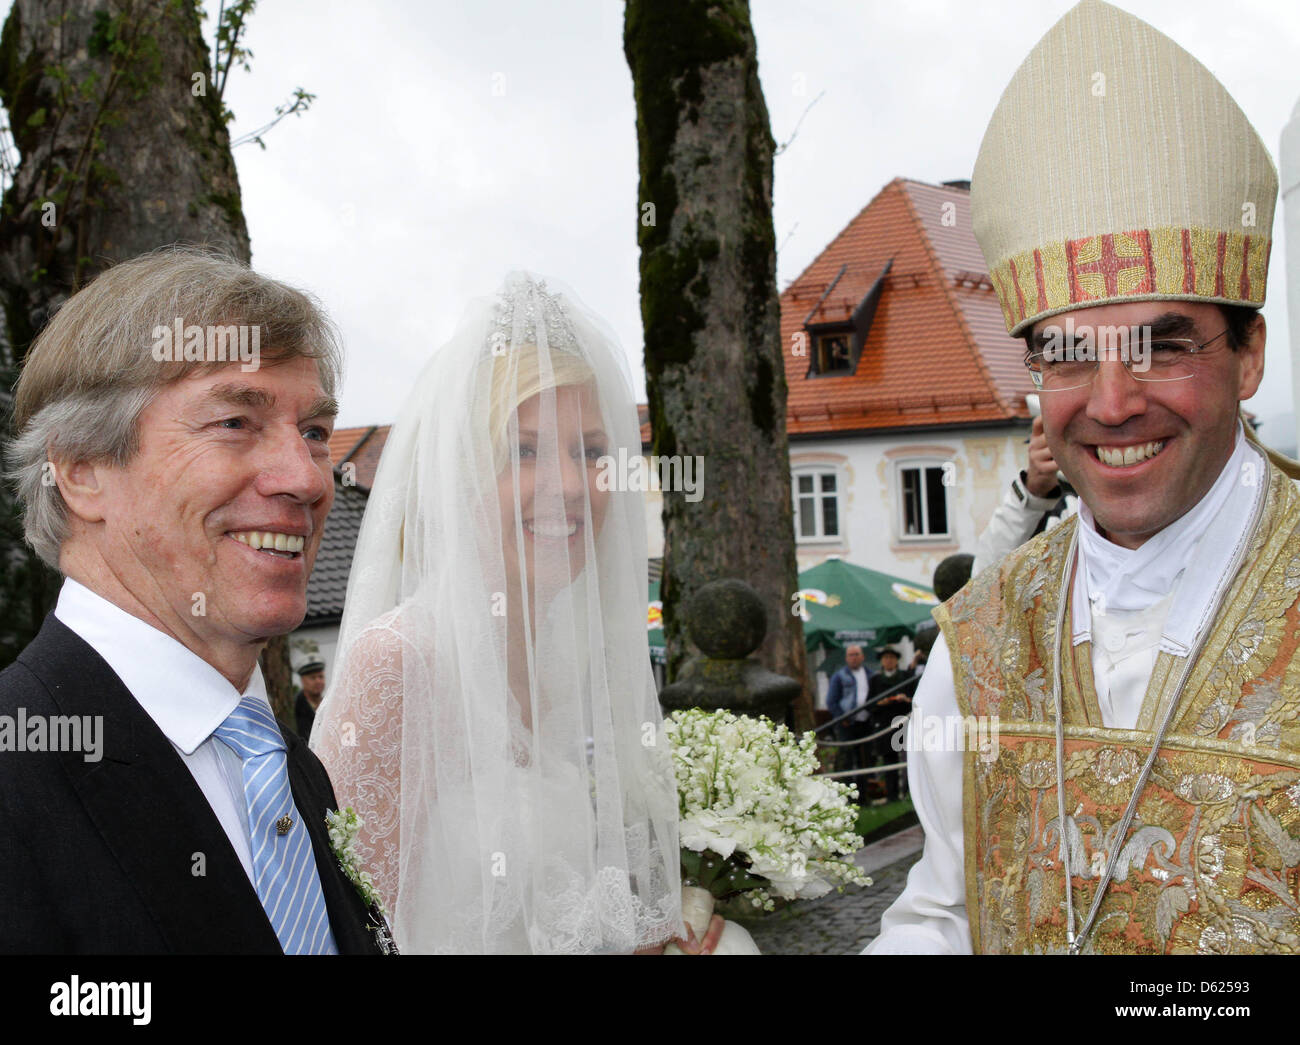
938;463;1300;953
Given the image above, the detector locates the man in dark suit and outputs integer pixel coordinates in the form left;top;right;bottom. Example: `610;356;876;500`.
0;250;389;954
867;647;916;802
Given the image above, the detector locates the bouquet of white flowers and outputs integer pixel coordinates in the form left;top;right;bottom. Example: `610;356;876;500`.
666;708;872;915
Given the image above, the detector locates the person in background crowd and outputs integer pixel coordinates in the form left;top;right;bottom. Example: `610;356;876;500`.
293;659;326;742
972;413;1076;575
867;646;914;802
932;554;974;603
826;644;872;789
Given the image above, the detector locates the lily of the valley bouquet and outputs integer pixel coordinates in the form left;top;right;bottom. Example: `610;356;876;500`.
663;708;871;954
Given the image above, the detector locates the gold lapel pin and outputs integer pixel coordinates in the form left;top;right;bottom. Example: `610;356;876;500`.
276;815;294;836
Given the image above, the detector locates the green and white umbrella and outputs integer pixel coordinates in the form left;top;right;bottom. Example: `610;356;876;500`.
647;579;666;665
646;558;937;664
795;557;938;654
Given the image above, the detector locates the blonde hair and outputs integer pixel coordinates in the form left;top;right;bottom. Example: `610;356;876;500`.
8;246;343;568
486;346;595;474
397;345;596;567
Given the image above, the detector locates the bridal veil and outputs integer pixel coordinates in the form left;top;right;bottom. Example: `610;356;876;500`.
312;273;681;953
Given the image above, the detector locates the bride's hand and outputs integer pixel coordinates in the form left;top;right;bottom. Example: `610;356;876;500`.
635;914;725;955
680;915;725;955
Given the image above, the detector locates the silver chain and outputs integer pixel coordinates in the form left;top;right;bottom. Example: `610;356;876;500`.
1053;480;1264;953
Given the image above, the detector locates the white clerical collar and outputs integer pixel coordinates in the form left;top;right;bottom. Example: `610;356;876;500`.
1072;424;1264;656
54;577;267;754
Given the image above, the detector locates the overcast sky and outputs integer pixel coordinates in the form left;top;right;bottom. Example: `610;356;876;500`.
12;1;1300;444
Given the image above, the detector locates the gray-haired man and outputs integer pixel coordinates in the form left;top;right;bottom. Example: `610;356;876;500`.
0;248;388;954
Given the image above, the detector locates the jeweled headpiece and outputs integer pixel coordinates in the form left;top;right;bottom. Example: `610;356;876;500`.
488;274;579;353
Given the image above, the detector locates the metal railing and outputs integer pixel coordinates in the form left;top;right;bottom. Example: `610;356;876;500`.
813;672;918;786
813;672;918;736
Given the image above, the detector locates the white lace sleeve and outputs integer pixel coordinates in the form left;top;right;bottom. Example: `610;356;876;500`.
312;610;409;915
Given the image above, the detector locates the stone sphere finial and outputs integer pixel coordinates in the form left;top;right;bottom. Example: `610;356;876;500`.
685;578;767;659
658;577;799;721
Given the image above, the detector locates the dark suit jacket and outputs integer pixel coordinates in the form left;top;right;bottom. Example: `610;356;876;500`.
867;668;916;725
294;689;317;743
0;614;385;954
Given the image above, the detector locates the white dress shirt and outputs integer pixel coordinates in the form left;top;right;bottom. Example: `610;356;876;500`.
54;578;259;884
851;667;869;721
867;426;1266;953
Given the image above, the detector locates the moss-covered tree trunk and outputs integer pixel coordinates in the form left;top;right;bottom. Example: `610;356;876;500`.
624;0;811;729
0;0;250;345
0;0;292;714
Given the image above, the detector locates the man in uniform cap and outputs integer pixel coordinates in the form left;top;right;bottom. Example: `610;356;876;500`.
867;647;915;802
869;0;1300;954
293;658;326;742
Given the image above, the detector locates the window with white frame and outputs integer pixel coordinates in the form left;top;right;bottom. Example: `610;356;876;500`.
897;461;950;539
793;468;840;541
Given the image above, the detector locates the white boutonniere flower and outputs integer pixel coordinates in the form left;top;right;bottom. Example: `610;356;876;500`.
325;806;387;916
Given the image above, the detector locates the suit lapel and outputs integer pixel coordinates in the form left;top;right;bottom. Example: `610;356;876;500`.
24;615;282;953
283;730;383;954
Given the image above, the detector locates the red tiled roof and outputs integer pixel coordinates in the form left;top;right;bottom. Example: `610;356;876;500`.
781;178;1032;436
328;425;391;490
636;179;1032;446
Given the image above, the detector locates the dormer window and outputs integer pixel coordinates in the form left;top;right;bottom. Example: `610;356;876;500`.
816;333;852;374
802;258;892;379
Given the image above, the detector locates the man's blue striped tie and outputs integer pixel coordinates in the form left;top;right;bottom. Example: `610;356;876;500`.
214;695;338;954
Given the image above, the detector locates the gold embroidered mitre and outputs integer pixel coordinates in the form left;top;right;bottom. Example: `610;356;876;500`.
971;0;1278;335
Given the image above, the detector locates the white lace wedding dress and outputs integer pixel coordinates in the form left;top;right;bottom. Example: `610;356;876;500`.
312;274;682;954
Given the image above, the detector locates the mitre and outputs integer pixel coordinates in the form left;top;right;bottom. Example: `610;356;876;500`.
971;0;1278;336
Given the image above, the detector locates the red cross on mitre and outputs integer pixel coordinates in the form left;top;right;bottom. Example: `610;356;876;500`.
1067;231;1154;302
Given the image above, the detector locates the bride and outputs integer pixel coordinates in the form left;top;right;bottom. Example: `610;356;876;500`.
312;273;686;953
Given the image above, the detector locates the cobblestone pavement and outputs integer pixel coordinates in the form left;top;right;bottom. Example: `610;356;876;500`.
731;825;924;955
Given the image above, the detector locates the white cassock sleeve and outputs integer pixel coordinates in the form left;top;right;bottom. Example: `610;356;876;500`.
971;483;1054;575
862;630;973;954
